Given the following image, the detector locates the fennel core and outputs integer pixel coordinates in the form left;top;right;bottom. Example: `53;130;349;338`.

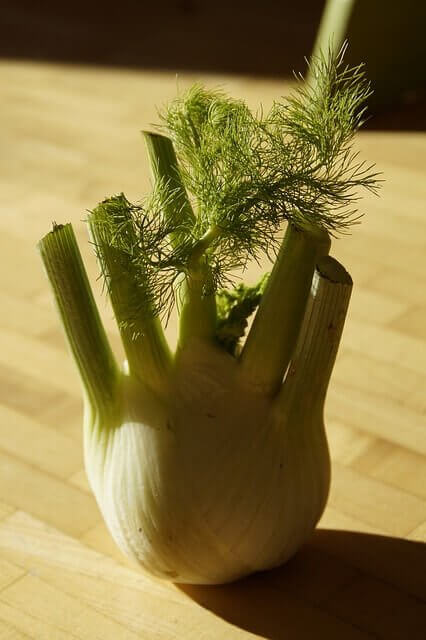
38;45;380;584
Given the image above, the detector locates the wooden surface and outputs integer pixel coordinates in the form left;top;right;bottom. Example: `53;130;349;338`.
1;60;425;639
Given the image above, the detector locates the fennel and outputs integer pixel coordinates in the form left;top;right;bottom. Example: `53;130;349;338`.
38;45;380;584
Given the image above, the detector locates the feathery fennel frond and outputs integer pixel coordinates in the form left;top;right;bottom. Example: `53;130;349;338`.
89;193;186;329
264;43;380;233
216;274;269;354
91;45;380;327
161;84;283;261
162;45;379;246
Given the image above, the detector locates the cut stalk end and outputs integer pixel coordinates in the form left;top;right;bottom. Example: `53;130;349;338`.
239;222;331;395
277;254;353;417
38;223;119;414
88;205;172;394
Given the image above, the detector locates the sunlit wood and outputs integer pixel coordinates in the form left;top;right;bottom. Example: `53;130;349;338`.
1;60;425;638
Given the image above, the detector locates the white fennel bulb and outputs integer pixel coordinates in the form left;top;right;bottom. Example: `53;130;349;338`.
85;343;330;584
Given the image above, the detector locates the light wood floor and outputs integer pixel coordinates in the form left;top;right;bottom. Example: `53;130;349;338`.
0;60;425;639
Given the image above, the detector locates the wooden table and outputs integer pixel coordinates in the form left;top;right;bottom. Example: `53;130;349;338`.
1;60;425;639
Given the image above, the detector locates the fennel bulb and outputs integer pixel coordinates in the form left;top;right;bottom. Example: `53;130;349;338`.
38;45;379;584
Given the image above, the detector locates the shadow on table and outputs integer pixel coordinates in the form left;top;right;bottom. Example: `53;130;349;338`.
178;529;426;639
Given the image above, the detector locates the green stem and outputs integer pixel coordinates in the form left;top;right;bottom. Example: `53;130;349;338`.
276;255;352;416
38;224;119;414
239;222;331;395
88;214;172;394
309;0;355;86
144;131;217;347
177;262;217;349
187;226;220;267
143;131;195;246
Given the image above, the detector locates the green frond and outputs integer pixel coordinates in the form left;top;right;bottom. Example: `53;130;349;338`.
161;85;283;274
262;43;381;234
90;193;186;330
89;45;380;330
162;44;379;252
216;274;269;355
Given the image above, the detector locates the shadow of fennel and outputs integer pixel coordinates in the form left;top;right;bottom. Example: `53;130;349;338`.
177;529;426;639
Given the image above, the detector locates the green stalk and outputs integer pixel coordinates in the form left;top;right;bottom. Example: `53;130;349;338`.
88;213;171;394
177;261;217;348
309;0;355;86
177;226;221;348
277;255;352;416
38;224;119;414
143;131;217;347
239;222;331;395
143;132;195;245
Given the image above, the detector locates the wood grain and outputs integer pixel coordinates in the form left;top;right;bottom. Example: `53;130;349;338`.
0;59;425;639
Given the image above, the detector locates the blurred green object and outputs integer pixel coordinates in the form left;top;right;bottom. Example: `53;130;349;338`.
312;0;426;112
